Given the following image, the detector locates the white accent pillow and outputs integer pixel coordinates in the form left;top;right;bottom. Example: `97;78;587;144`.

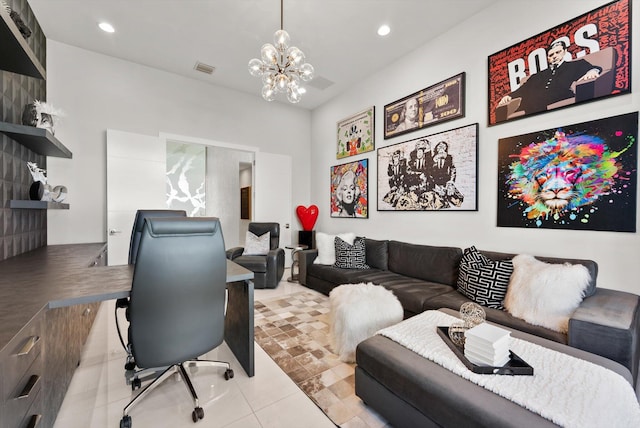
242;231;271;255
504;254;590;333
313;232;356;265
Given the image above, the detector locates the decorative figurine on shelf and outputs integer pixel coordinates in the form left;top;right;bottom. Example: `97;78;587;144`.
27;162;67;202
21;101;64;135
1;1;32;39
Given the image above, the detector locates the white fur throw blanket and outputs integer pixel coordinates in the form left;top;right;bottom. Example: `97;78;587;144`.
378;310;640;428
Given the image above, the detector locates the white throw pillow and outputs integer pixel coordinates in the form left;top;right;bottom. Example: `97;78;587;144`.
242;231;270;255
314;232;356;265
504;254;590;333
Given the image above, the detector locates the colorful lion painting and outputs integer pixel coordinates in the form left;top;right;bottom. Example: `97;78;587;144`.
498;113;637;232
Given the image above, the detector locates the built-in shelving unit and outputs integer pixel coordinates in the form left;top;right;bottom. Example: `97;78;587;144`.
0;6;46;79
9;200;69;209
0;121;72;158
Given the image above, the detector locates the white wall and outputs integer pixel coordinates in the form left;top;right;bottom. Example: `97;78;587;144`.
44;40;311;245
310;0;639;294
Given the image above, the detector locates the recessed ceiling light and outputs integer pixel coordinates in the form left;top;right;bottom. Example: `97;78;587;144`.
98;22;115;33
377;25;391;37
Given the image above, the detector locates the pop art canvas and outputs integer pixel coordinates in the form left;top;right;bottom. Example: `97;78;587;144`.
497;112;637;232
330;159;368;218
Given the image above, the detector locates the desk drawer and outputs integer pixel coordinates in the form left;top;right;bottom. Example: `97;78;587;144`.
4;356;43;428
18;389;43;428
2;317;43;403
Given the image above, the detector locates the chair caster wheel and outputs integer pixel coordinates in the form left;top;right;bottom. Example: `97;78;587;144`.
120;415;132;428
131;377;141;390
224;368;234;380
192;406;204;422
124;358;136;370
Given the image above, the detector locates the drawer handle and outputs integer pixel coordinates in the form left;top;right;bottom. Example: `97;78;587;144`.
83;307;92;316
26;414;42;428
17;336;40;356
16;375;40;400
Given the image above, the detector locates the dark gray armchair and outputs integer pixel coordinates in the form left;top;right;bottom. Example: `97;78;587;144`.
226;222;285;289
119;217;233;428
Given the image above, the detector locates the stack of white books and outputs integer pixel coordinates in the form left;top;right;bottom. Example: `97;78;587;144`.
464;323;511;367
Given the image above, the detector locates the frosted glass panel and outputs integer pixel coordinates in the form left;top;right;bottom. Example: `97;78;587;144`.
166;141;206;216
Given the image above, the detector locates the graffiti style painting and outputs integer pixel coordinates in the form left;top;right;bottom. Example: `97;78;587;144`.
378;124;478;211
497;112;637;232
488;0;631;126
337;106;374;159
330;159;368;218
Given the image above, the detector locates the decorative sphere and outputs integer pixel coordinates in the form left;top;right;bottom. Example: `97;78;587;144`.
261;84;275;101
448;322;467;346
460;302;486;328
287;46;304;65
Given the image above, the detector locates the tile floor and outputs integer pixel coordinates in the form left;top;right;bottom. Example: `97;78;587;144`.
53;277;338;428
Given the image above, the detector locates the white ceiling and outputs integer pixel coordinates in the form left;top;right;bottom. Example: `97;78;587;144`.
28;0;499;110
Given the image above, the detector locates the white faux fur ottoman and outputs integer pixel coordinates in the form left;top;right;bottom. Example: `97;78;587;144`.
329;282;403;362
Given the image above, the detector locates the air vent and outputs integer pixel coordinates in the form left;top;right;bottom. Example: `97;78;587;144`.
306;76;334;90
194;62;216;75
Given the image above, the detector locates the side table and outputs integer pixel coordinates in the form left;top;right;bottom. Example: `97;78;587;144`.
285;244;308;282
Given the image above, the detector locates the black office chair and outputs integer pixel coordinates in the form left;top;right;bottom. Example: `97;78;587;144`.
120;217;233;428
226;222;285;288
116;209;187;372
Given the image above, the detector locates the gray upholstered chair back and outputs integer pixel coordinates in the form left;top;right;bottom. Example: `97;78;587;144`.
248;222;280;250
128;209;186;264
129;217;226;368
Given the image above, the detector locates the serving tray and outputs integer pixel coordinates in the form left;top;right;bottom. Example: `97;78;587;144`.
437;327;534;376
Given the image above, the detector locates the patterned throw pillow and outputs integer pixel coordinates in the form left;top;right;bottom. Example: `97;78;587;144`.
242;231;270;255
457;246;513;309
333;237;370;269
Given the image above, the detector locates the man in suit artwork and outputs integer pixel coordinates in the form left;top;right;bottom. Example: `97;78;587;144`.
497;39;602;115
406;139;432;194
430;140;463;207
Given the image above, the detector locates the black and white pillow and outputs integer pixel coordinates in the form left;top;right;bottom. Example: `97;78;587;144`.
457;246;513;309
333;237;370;269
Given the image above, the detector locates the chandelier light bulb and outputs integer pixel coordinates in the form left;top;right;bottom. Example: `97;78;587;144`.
262;84;276;101
287;87;302;103
261;44;278;65
299;63;314;81
248;58;264;77
287;46;304;66
274;29;290;50
276;74;288;91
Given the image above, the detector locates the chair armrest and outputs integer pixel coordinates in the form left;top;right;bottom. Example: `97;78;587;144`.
569;288;640;385
265;248;285;285
298;249;318;286
226;247;244;260
575;69;614;102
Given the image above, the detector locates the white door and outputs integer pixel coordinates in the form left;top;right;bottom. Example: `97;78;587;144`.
254;152;292;265
106;129;166;266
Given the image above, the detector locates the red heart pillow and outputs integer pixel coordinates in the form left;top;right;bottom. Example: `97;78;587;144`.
296;205;319;231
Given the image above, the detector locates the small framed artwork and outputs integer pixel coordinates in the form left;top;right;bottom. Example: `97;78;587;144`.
497;112;637;232
337;106;375;159
330;159;368;218
378;123;478;211
384;72;465;140
488;0;631;126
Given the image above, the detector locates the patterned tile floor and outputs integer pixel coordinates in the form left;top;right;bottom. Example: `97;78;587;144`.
254;290;390;428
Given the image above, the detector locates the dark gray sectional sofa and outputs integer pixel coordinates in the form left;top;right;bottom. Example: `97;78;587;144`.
298;238;640;426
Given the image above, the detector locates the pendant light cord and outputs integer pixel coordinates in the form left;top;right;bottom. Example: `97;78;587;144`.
280;0;284;30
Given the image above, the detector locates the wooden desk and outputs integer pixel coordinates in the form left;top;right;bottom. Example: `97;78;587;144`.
0;244;255;428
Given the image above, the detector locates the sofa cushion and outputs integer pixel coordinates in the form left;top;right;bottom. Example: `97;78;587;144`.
334;237;370;269
363;238;389;271
457;246;513;309
480;249;598;297
314;232;356;265
504;254;590;334
307;263;377;285
388;241;462;286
